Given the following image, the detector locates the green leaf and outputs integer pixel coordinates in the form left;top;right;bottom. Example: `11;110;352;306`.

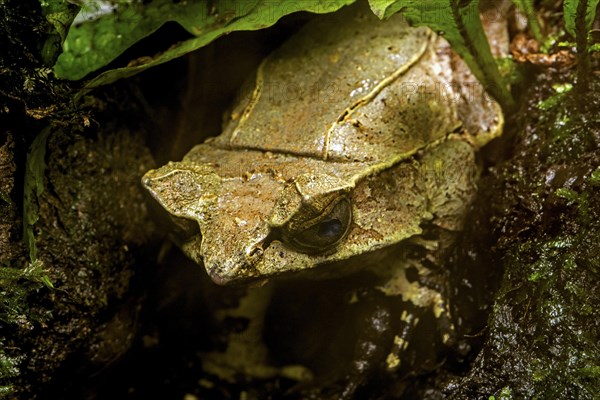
54;0;354;86
368;0;404;18
563;0;600;37
39;0;80;65
23;128;51;263
368;0;514;111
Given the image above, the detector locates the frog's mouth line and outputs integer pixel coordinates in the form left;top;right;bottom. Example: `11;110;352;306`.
202;223;353;286
143;154;412;286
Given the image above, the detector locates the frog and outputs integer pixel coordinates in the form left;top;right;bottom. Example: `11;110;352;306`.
142;2;503;395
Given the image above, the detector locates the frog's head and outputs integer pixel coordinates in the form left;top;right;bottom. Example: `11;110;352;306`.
142;146;427;285
142;3;504;285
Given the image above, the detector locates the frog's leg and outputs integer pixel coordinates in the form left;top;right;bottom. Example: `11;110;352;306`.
329;280;454;397
201;283;312;382
338;289;395;399
286;287;396;400
370;137;478;373
385;308;418;371
376;254;456;375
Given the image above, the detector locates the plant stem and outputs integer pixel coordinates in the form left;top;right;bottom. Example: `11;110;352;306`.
575;0;591;94
452;1;516;111
520;0;544;43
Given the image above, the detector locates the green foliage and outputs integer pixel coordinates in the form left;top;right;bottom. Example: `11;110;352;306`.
53;0;522;110
563;0;600;92
54;0;354;87
368;0;515;111
563;0;599;38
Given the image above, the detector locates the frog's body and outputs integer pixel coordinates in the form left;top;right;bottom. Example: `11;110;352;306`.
143;3;502;394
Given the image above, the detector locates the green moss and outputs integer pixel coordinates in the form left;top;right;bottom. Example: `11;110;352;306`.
0;259;53;397
536;82;572;111
536;92;564;111
502;226;600;396
0;346;20;396
0;260;52;326
491;386;513;399
556;185;593;223
590;167;600;185
451;67;600;398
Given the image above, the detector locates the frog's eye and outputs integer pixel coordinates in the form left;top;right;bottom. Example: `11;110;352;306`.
287;198;352;253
